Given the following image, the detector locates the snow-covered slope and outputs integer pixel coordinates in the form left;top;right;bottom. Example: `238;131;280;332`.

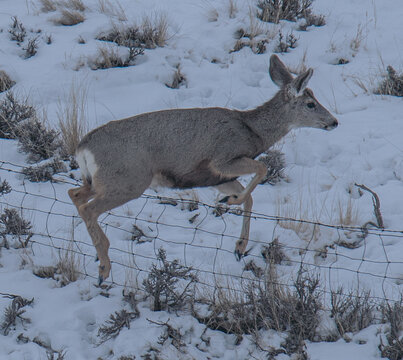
0;0;402;359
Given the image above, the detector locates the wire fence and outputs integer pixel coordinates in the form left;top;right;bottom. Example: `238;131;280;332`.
0;159;402;306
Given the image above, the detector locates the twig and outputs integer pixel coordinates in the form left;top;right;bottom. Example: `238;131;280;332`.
355;183;384;229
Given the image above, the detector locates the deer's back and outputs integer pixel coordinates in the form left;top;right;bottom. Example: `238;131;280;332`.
77;107;264;188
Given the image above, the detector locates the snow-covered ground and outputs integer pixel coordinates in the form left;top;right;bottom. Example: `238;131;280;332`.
0;0;402;359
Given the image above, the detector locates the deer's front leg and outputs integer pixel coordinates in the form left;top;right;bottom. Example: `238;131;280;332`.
215;157;266;205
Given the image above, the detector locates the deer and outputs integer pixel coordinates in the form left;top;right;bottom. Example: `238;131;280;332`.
68;54;338;284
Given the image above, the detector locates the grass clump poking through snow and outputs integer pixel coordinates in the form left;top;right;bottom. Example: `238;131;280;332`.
53;9;85;26
375;66;403;97
97;14;169;49
143;248;197;311
8;16;26;43
0;71;15;93
379;299;403;360
165;65;187;89
330;288;375;337
257;0;325;29
90;45;144;70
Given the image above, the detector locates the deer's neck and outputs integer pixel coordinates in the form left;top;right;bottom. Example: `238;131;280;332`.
241;92;291;151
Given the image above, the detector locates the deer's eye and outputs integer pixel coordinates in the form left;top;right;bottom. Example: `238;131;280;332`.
307;102;316;109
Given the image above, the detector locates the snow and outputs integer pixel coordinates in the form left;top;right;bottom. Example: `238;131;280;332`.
0;0;402;358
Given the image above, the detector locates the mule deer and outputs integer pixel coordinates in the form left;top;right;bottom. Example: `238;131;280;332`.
69;55;338;283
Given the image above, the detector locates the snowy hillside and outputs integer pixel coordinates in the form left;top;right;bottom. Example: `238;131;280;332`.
0;0;402;359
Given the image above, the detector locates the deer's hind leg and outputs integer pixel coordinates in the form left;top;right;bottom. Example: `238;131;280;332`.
75;175;152;284
216;180;253;260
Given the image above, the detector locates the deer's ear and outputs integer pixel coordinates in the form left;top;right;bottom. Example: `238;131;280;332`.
269;54;293;88
291;68;313;95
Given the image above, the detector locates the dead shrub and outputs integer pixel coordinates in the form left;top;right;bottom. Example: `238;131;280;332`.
194;268;322;357
379;299;403;360
0;71;15;93
57;82;88;157
143;248;197;311
98;309;139;343
97;14;168;49
257;0;323;26
0;208;32;237
22;36;39;59
330;288;375;337
259;150;286;185
0;179;12;195
0;92;36;139
22;158;66;182
261;238;288;264
16;116;61;162
275;31;298;53
8;16;26;43
89;45;144;70
1;295;33;336
54;9;85;26
375;66;403;97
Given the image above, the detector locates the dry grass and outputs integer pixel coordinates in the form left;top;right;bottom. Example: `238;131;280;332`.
350;24;365;55
375;66;403;97
97;0;127;21
57;81;88;157
56;245;80;286
336;197;359;226
276;193;321;242
89;45;144;70
38;0;57;12
53;9;85;26
228;0;237;19
60;0;86;12
0;70;15;93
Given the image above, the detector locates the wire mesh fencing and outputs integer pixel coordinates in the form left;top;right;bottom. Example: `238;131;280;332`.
1;159;402;307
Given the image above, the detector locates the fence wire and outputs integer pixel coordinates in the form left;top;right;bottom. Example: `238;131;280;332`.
0;160;402;306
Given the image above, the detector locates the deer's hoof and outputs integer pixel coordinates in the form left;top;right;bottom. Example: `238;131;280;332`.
234;249;243;261
98;275;104;286
95;254;99;262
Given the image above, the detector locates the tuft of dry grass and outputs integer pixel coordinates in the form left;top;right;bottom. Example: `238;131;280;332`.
98;13;169;50
228;0;238;19
375;66;403;97
89;45;144;70
336;197;359;226
97;0;127;21
55;245;80;286
60;0;86;12
0;70;15;93
53;9;85;26
57;82;88;157
165;65;187;89
38;0;57;12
